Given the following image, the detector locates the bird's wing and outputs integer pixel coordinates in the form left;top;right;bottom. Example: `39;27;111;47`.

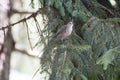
53;25;67;40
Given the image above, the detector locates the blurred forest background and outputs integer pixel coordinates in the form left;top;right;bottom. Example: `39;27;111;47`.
1;0;120;80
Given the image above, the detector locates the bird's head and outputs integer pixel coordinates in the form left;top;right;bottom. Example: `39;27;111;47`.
67;20;73;27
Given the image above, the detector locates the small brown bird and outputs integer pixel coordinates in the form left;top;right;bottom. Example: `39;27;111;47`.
52;20;73;42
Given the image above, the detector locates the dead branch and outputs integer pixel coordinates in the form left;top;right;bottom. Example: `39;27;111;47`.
98;4;117;17
24;20;33;50
14;47;39;58
33;17;46;45
0;7;47;30
11;8;38;14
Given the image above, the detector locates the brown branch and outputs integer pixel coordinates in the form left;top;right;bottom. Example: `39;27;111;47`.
14;48;39;58
33;17;42;37
32;67;41;79
98;4;117;17
24;20;33;50
2;29;5;40
57;50;67;75
0;7;47;30
33;17;46;45
11;8;38;14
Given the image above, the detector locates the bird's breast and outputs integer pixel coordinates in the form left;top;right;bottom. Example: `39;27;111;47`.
64;26;73;37
67;26;73;34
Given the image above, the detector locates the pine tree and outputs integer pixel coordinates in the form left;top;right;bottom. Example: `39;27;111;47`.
31;0;120;80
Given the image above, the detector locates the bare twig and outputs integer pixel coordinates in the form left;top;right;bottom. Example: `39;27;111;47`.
24;20;33;50
2;28;6;40
11;8;38;14
14;48;39;58
0;7;47;30
57;50;67;75
32;67;41;79
98;3;117;17
33;17;46;46
62;50;67;68
33;17;42;37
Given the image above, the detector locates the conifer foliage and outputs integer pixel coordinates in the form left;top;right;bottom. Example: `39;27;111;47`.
31;0;120;80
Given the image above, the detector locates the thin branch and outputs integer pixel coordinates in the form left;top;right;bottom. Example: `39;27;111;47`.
61;50;67;69
14;48;39;58
98;4;117;17
2;28;6;40
11;8;38;14
32;67;41;79
33;17;46;46
24;20;33;50
0;7;47;30
33;17;41;37
57;50;67;75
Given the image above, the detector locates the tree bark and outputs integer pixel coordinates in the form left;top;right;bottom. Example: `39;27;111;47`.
0;0;14;80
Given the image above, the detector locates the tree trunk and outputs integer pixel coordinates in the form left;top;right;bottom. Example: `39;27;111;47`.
0;0;14;80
